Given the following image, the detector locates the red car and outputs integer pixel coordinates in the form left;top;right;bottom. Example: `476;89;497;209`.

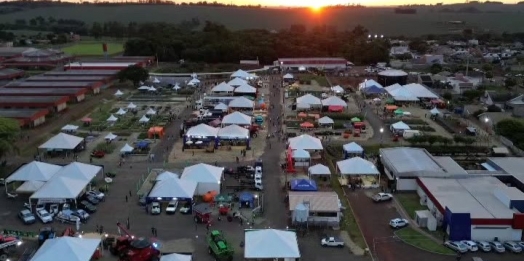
90;150;105;158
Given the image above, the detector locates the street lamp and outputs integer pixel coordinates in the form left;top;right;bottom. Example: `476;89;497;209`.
380;128;384;144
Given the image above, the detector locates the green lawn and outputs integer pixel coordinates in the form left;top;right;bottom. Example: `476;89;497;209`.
395;228;455;255
62;42;124;56
395;193;427;219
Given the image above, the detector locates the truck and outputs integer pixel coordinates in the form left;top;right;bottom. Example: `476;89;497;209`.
207;230;234;261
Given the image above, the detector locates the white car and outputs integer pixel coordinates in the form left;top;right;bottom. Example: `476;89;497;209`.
389;218;408;228
321;237;344;247
489;241;505;253
86;190;105;201
503;241;522;253
372;193;393;202
165;200;178;214
150;202;161;215
254;176;262;183
444;241;468;253
36;209;53;223
460;240;478;252
255;166;262;176
475;241;491;252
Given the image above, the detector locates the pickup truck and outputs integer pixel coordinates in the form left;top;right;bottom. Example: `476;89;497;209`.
321;237;344;247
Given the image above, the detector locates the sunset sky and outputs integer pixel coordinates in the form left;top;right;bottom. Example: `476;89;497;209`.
238;0;518;7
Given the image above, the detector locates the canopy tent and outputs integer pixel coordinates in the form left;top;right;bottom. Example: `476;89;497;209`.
211;82;235;93
222;111;252;126
39;133;84;150
239;192;255;208
328;105;344;112
351;117;361;122
106;114;118;122
152;77;161;83
430;107;441;115
363;85;386;95
394;109;404;115
155;171;179;181
288;134;323;150
308;163;331;176
228;77;247;87
244;229;300;259
186;123;218;137
114;90;124;96
160;253;192;261
228;96;254;108
292;149;310;159
61;125;79;132
214;103;228;112
30;176;87;199
318;116;336;125
337;157;379;176
343;142;364;156
146;108;157;115
296;103;311;110
321;96;347;107
230;69;250;79
234;84;257;94
181;163;224;195
384;83;403;92
331;85;344;94
187;78;200;86
17;180;45;193
148;126;165;138
104;133;117;141
299;122;314;128
115;108;127;115
218;124;250;139
138;115;150;123
57;162;102;181
138;86;150;90
148;177;197;199
136;141;150;149
127;102;137;109
191;73;198;79
391;121;410;131
359;79;383;89
173;84;181;91
148;86;157;92
403;83;439;99
6;161;61;182
290;179;318;191
31;237;101;261
388;88;419;101
296;94;321;106
283;73;294;79
120;143;134;153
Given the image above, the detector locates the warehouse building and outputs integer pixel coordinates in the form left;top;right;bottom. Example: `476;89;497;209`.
288;191;340;227
0;88;87;102
1;48;73;68
275;57;351;70
26;75;113;84
5;81;102;94
0;68;24;80
417;176;524;241
44;70;119;77
65;62;139;70
0;96;69;112
481;157;524;191
0;108;49;127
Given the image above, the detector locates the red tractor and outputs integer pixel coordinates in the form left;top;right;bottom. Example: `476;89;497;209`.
107;223;160;261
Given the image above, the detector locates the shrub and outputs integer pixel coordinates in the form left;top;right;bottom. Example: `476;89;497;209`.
322;113;363;121
137;132;148;139
409;126;436;132
95;143;116;153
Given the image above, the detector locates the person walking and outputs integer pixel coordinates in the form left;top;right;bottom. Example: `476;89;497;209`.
125;195;128;202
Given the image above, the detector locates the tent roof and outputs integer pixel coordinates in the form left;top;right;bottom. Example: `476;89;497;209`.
391;121;410;130
244;229;300;259
39;133;83;150
107;114;118;122
156;171;179;181
228;96;254;108
188;78;200;84
211;82;234;92
31;237;101;261
292;149;310;158
318;116;334;124
296;94;321;105
218;124;250;139
228;77;247;86
430;107;441;115
120;143;134;153
139;115;150;123
337;157;379;175
149;177;196;199
231;69;250;79
385;83;403;92
403;83;439;99
115;108;127;115
308;163;331;175
114;90;123;96
363;85;385;94
127;102;137;109
30;176;88;199
16;180;45;193
61;124;79;131
222;111;252;125
234;84;256;93
388;88;419;101
6;161;61;182
181;163;223;183
296;102;311;109
288;134;323;150
283;73;293;79
322;96;347;107
343;142;364;153
56;162;102;181
160;253;192;261
290;179;317;191
214;103;228;111
359;79;383;89
146;108;157;115
105;133;117;140
186;123;218;137
331;85;344;93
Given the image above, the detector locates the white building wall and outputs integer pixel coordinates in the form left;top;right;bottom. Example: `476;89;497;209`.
397;179;418;191
470;226;522;241
195;182;220;195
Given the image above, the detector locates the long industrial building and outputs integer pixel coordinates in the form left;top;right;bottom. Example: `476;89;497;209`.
0;108;49;127
5;81;102;94
44;70;119;77
26;75;113;84
0;88;87;102
275;57;352;70
0;96;69;112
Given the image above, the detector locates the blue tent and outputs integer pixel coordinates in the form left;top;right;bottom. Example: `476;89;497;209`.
290;179;318;191
136;140;150;149
239;192;254;208
363;85;385;94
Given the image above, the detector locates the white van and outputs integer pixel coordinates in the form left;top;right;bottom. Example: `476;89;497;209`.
194;99;203;110
403;130;421;139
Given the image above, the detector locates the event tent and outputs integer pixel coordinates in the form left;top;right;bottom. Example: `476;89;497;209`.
153;77;160;83
296;103;311;110
239;192;255;208
155;171;179;181
359;79;383;89
61;125;79;132
146;108;157;115
211;82;234;93
384;83;403;92
105;133;117;141
318;116;334;125
308;163;331;176
138;86;150;90
214;103;228;112
148;177;197;200
127;103;137;109
337;157;379;176
31;237;101;261
244;229;300;259
292;149;310;159
283;73;293;79
107;114;118;122
388;88;419;101
230;69;250;79
331;85;344;94
186;123;218;137
114;90;124;96
343;142;364;157
222;111;252;126
234;84;256;94
39;133;84;150
218;124;250;139
138;115;150;123
17;180;45;193
57;162;102;181
6;161;61;182
148;86;157;92
30;176;90;199
430;107;441;115
160;253;192;261
228;77;247;87
173;84;181;91
391;121;410;131
363;85;385;95
290;179;318;191
228;96;254;108
288;134;323;150
403;83;439;99
187;78;200;86
115;108;127;115
181;163;224;195
120;143;134;153
296;94;321;106
321;96;347;107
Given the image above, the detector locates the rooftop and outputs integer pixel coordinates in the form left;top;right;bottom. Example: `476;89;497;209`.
26;75;108;82
288;191;339;212
66;62;136;67
0;108;47;118
0;47;36;56
0;68;24;76
380;147;445;176
0;96;68;104
44;70;119;76
487;157;524;185
433;156;468;174
278;57;346;62
6;81;94;88
419;177;521;219
0;88;86;95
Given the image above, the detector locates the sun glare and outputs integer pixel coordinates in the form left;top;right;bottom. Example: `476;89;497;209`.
309;5;323;12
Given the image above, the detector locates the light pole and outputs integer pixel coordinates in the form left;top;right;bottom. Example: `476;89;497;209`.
484;117;490;146
379;127;384;145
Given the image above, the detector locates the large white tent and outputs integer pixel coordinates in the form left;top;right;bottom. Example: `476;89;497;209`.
6;161;62;182
214;103;228;112
17;180;45;193
343;142;364;154
160;253;192;261
230;69;250;80
186;123;218;137
308;163;331;176
234;84;256;94
244;229;300;259
30;176;90;200
181;163;224;195
288;134;323;150
359;79;383;89
403;83;439;99
218;124;250;139
39;133;83;150
31;237;101;261
211;82;235;93
296;94;321;106
384;83;403;92
228;96;254;108
56;162;102;181
222;111;252;126
61;125;79;132
155;171;179;181
292;149;310;159
388;88;419;101
148;177;197;199
321;96;347;107
228;77;247;87
337;157;379;176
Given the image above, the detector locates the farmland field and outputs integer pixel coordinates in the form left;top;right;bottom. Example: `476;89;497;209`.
0;4;523;36
61;42;124;56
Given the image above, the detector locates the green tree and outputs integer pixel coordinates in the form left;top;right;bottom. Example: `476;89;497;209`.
505;78;517;88
481;63;493;72
90;22;103;40
0;117;20;159
443;92;452;101
117;65;149;86
430;63;443;74
485;71;494;79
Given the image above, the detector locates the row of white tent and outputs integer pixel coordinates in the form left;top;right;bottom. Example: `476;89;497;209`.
359;80;439;101
296;94;348;109
186;123;250;139
230;69;258;80
107;109;157;122
211;81;257;94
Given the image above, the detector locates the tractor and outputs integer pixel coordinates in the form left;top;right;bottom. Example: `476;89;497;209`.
207;230;234;261
106;222;160;261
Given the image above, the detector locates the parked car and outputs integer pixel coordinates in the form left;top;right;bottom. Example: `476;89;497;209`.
79;201;97;213
84;195;100;205
320;236;344;247
18;209;36;224
90;150;105;158
372;193;393;202
460;240;478;252
55;210;81;224
489;241;506;253
503;241;522;253
180;202;191;214
444;241;468;253
86;191;105;201
518;242;524;249
165;200;179;214
389;218;408;228
475;241;491;252
151;202;161;215
71;209;90;221
36;209;53;223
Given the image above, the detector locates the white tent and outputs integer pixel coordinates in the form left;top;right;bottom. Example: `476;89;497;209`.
148;86;157;92
222;111;252;126
127;102;137;109
403;83;439;99
211;82;235;93
331;85;344;94
186;123;218;137
292;149;310;159
337;157;379;176
214;103;228;112
343;142;364;154
57;162;102;181
230;69;250;79
156;171;179;181
234;84;257;94
359;79;383;89
430;107;441;115
296;94;321;106
308;163;331;176
321;96;347;107
191;73;198;79
153;77;160;83
228;96;254;108
188;78;200;86
388;88;419;101
138;86;150;90
391;121;411;131
61;125;79;132
114;90;124;96
30;176;90;199
31;237;101;261
115;108;127;115
288;134;323;150
17;180;45;193
228;77;247;87
39;133;83;150
105;132;117;141
160;253;192;261
139;115;150;123
244;229;300;259
146;108;157;115
120;143;134;153
298;66;306;72
296;103;311;110
318;116;334;125
148;177;197;199
173;84;181;91
384;83;403;92
218;124;250;139
283;73;294;79
106;114;118;122
6;161;61;182
181;163;224;195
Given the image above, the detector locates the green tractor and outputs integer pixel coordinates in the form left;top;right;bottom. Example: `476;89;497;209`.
207;230;234;261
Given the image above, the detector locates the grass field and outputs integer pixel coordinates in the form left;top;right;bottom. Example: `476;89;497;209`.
61;42;124;56
395;228;455;255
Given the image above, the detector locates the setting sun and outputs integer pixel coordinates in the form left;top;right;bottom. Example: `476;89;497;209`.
309;5;323;12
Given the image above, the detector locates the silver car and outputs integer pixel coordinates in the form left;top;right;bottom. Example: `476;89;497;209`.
475;241;491;252
503;241;522;253
444;241;468;253
489;241;506;253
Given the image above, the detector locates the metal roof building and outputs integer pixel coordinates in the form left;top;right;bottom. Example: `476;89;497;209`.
0;108;49;127
0;68;24;80
0;88;87;102
44;70;119;77
26;75;112;83
275;57;351;69
5;81;102;94
0;96;69;112
65;62;139;71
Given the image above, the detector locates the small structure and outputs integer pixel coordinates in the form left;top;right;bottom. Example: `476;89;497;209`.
331;85;344;94
160;253;192;261
115;108;127;115
214;103;228;112
181;163;224;195
283;73;294;80
290;179;318;191
308;163;331;178
106;114;118;122
221;111;252;127
234;84;257;98
104;132;117;141
31;237;101;261
227;77;247;87
244;229;300;259
187;78;200;86
114;90;124;97
288;134;323;151
430;107;441;116
146;108;157;115
120;143;134;154
138;115;150;123
228;96;254;112
288;191;340;226
39;133;84;151
390;121;411;134
317;116;334;128
337;157;379;176
127;102;137;110
61;124;79;133
148;126;164;138
147;177;197;202
239;192;255;208
230;69;250;80
218;124;250;139
211;82;234;95
342;142;364;158
185;123;218;138
291;149;310;167
296;94;322;108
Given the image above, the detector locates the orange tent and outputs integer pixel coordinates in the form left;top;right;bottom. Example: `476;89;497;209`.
385;105;398;111
300;122;314;128
148;126;165;138
203;191;218;202
298;112;307;118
